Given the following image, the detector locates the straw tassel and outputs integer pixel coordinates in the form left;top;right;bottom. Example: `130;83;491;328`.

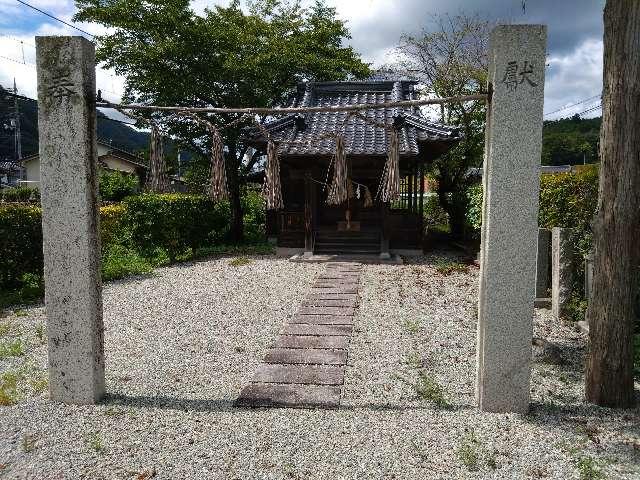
327;135;347;205
208;127;229;202
363;185;373;208
377;128;400;203
263;140;284;210
147;125;168;193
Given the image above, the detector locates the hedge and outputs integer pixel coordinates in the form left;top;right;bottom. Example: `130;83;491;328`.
0;186;40;203
99;170;140;202
466;165;599;252
0;204;43;289
0;191;265;291
123;193;231;261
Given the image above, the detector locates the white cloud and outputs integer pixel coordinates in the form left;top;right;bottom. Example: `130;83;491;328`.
544;39;603;119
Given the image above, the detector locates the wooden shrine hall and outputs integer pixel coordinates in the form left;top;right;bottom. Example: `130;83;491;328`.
246;80;461;257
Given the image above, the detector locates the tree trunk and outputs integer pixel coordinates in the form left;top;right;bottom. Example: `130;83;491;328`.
585;0;640;408
226;150;244;243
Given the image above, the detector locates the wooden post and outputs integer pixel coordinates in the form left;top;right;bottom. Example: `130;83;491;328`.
380;203;390;259
304;172;313;256
419;163;425;240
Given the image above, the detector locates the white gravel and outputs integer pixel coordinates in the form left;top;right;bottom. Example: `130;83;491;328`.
1;253;639;479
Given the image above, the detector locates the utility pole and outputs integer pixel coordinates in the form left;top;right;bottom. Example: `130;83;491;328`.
12;79;23;180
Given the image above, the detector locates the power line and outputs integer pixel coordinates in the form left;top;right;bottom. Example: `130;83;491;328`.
544;94;601;117
0;54;34;66
15;0;95;39
576;104;602;117
0;34;36;49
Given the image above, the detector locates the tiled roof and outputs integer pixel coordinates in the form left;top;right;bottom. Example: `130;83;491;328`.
247;80;461;157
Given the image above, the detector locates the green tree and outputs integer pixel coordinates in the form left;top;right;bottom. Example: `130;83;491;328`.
75;0;369;242
393;14;490;238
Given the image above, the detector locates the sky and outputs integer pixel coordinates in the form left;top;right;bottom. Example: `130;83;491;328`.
0;0;605;121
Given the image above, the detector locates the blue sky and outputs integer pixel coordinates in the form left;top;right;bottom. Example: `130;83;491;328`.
0;0;605;120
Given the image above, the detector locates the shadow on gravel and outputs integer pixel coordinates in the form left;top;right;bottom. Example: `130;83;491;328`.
103;393;474;414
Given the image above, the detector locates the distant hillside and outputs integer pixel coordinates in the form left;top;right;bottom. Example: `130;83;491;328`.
0;85;150;161
542;115;601;166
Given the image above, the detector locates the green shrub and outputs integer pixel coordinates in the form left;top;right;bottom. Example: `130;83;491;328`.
101;244;153;281
423;194;449;229
1;186;40;203
99;204;127;250
242;188;266;243
539;165;599;256
123;193;230;262
0;204;43;289
466;167;599;254
99;170;139;202
465;184;483;235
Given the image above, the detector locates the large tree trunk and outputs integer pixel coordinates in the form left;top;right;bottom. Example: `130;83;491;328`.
585;0;640;408
226;149;244;243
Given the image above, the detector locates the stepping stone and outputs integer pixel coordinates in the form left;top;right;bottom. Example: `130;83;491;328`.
302;298;357;307
298;306;355;316
306;293;358;301
318;274;360;281
313;280;358;288
251;364;345;385
274;334;350;349
264;348;347;365
289;314;355;325
235;383;341;408
309;287;357;294
282;324;353;336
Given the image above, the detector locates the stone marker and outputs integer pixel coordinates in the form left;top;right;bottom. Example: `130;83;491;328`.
551;227;574;320
36;36;104;404
536;228;551;298
476;25;547;413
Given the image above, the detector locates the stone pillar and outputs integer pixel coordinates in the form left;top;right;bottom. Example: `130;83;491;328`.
476;25;547;413
584;252;594;300
36;36;104;404
551;227;574;320
536;228;551;298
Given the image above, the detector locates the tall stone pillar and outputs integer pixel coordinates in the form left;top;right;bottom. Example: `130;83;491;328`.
36;36;104;404
476;25;547;413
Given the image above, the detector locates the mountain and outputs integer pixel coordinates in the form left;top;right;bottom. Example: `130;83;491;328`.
542;115;601;166
0;85;150;161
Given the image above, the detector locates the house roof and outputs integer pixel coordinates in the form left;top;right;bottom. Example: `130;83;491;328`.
245;80;461;158
22;140;148;171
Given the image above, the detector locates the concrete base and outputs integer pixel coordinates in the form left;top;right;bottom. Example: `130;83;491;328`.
390;248;423;257
276;247;304;257
290;253;403;265
534;297;551;309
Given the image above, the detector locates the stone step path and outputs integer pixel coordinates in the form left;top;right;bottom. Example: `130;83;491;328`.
235;263;361;408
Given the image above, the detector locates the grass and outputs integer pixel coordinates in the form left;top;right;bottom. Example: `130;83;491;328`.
0;339;24;359
576;456;606;480
457;431;481;471
101;245;154;281
228;256;253;267
403;318;422;335
0;321;13;338
0;371;20;406
85;432;105;453
435;260;469;276
14;309;27;317
21;434;37;453
35;324;46;345
415;372;449;408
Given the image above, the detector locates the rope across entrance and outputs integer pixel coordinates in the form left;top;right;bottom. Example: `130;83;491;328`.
97;93;487;209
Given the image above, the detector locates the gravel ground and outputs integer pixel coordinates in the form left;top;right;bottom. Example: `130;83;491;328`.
0;252;639;479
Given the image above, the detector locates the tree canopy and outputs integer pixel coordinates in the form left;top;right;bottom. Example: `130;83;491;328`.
75;0;370;240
